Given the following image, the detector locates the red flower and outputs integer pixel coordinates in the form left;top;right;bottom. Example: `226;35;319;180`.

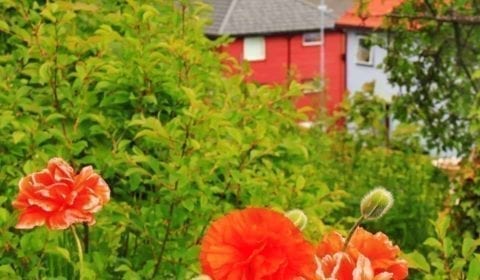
316;232;356;279
12;158;110;230
316;228;408;280
200;208;317;280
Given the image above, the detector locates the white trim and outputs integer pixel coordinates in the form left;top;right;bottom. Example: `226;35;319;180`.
302;32;322;46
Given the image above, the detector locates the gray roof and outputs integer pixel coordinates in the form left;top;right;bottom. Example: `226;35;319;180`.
305;0;355;19
204;0;338;36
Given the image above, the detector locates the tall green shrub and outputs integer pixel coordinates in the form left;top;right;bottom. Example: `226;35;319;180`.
0;1;338;278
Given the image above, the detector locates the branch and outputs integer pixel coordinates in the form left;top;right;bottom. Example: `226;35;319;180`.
388;13;480;25
452;23;479;93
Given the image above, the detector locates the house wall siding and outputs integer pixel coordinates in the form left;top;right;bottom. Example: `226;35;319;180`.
345;31;397;101
222;31;346;113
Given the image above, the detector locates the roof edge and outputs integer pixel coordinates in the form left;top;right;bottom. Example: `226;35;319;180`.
206;27;340;37
335;23;391;31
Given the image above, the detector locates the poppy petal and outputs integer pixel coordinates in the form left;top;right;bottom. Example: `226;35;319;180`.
16;206;47;229
200;208;316;280
31;169;54;187
27;197;59;212
353;254;374;280
48;158;75;183
73;192;101;212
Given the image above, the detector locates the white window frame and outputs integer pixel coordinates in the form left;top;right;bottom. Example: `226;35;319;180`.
355;35;374;66
243;37;266;61
302;32;322;46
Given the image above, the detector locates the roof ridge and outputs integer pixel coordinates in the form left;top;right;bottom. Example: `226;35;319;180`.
219;0;239;34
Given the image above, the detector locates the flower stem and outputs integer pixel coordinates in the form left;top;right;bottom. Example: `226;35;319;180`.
342;216;364;251
71;225;84;280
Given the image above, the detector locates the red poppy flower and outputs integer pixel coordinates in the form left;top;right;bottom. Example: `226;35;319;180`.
316;227;408;280
12;158;110;230
348;228;408;280
200;208;317;280
316;232;356;279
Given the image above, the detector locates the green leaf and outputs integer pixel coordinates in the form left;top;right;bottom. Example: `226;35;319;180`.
467;255;480;280
295;175;306;191
39;61;53;83
45;113;66;123
12;131;26;144
434;215;450;240
451;258;466;273
72;140;88;155
402;251;430;273
462;237;480;259
181;200;195;212
114;264;142;280
0;265;18;278
125;167;151;177
190;139;201;150
20;230;47;253
0;20;9;32
130;117;169;141
443;237;454;258
0;208;9;225
71;2;98;12
226;127;243;144
424;237;442;251
44;245;71;262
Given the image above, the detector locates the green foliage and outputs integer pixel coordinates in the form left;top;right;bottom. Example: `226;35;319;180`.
406;215;480;280
383;0;480;153
0;0;455;279
308;91;448;251
0;0;338;278
448;157;480;239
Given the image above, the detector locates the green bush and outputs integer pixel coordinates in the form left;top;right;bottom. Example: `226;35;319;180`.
0;1;339;278
305;90;450;251
0;0;452;279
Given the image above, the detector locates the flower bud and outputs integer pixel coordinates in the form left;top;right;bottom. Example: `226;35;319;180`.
191;275;212;280
285;209;308;230
360;187;394;220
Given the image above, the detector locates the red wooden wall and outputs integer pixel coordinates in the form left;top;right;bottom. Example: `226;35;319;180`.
221;31;346;116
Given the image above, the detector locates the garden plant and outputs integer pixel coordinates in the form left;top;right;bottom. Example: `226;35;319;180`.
0;0;479;279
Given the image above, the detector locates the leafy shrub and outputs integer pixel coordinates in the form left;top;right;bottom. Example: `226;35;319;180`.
405;215;480;280
0;1;340;278
305;90;450;251
0;0;453;279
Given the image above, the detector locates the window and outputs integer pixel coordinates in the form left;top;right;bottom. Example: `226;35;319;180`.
303;32;322;46
356;36;374;65
243;37;265;61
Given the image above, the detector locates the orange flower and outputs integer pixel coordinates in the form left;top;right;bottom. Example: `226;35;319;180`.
316;228;408;280
12;158;110;230
200;208;317;280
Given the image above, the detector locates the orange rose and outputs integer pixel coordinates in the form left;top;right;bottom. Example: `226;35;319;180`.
316;227;408;280
12;158;110;230
200;208;317;280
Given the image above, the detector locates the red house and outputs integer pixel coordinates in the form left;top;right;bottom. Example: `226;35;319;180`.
204;0;352;118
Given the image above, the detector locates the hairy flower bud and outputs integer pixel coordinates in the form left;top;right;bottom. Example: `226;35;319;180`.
360;187;394;220
285;209;308;230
